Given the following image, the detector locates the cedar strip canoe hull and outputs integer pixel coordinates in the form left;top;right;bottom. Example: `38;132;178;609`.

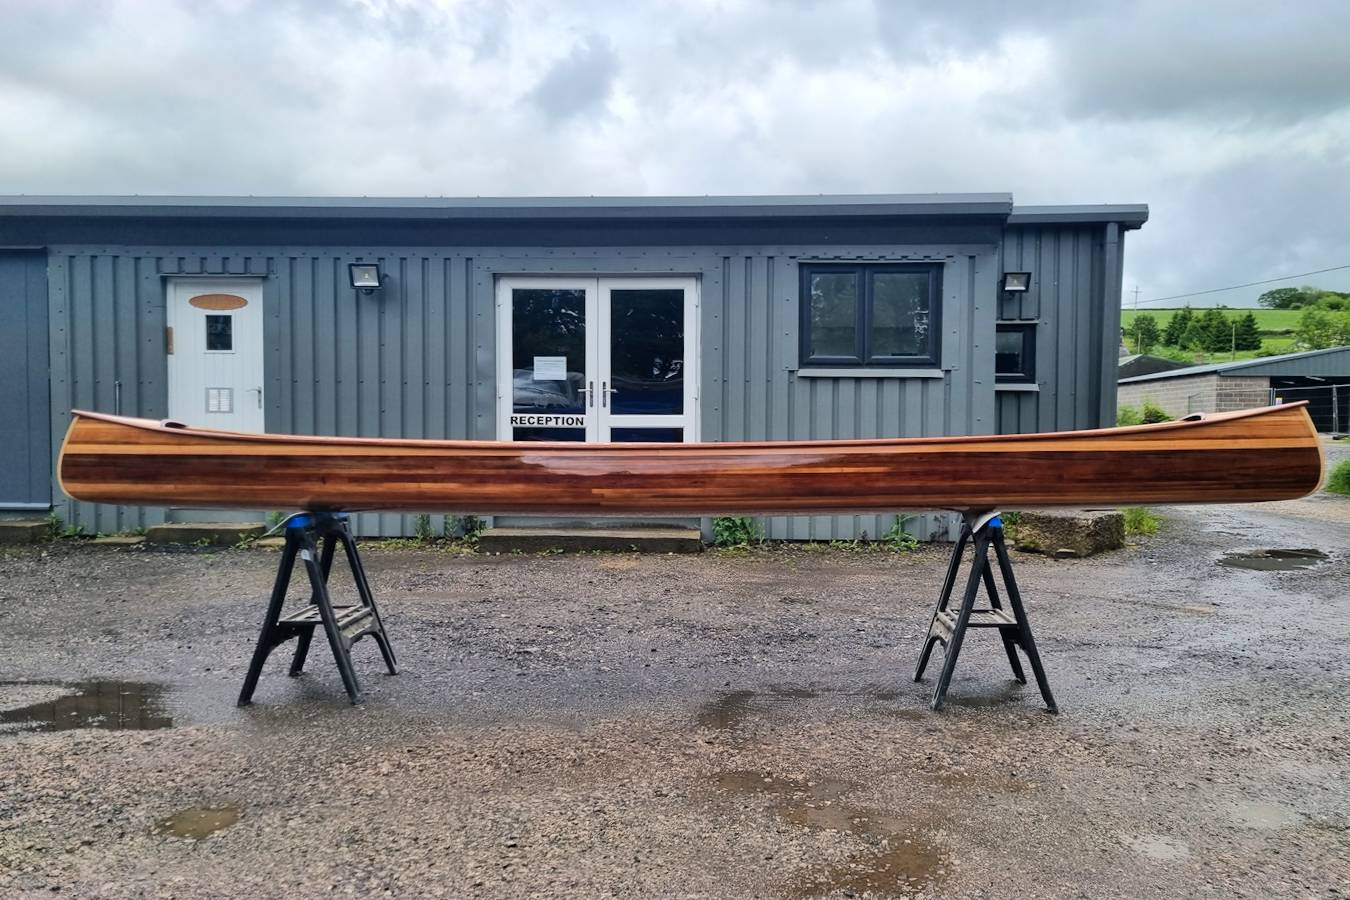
58;404;1324;516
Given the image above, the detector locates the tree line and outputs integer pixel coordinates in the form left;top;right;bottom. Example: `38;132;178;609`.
1127;307;1261;356
1127;284;1350;357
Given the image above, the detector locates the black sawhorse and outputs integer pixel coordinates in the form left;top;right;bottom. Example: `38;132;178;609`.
913;510;1057;713
238;512;397;706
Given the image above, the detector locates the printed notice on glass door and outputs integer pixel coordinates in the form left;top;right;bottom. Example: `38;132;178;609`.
533;356;567;381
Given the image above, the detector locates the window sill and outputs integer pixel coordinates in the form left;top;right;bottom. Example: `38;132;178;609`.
793;367;947;379
995;382;1040;392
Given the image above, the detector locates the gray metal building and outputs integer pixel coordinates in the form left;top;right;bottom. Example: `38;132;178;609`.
0;193;1147;540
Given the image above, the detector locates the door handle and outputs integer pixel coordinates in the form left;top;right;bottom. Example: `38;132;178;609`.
602;381;618;408
249;387;263;408
581;381;594;408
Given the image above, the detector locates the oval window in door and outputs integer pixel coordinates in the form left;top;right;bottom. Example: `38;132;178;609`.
188;293;249;311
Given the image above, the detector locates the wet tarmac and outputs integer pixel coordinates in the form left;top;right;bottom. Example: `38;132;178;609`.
0;485;1347;898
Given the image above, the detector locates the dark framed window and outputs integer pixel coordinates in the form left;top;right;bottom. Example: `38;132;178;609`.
995;323;1036;383
205;314;233;352
799;263;942;367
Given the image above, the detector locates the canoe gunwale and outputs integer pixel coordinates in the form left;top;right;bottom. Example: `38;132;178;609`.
65;402;1313;453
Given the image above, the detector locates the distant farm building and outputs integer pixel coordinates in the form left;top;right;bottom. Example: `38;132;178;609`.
1118;346;1350;432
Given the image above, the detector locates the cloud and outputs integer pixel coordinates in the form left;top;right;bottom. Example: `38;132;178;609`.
0;0;1347;303
528;35;618;122
1042;1;1350;124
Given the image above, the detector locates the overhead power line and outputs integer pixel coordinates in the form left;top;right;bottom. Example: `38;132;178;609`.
1134;263;1350;306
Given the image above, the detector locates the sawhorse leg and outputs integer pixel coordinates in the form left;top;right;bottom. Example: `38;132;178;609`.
337;523;398;675
913;511;1057;713
238;533;300;707
288;532;337;677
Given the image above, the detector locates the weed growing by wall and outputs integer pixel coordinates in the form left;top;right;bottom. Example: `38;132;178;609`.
712;516;763;547
1123;507;1161;535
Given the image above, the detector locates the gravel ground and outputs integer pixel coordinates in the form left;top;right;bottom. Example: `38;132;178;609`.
1;478;1348;897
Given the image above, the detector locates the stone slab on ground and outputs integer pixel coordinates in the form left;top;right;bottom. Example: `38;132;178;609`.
0;519;49;544
1011;508;1125;558
145;522;264;546
478;526;703;554
91;535;145;546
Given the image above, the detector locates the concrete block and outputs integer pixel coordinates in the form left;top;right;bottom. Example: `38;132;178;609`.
92;535;145;546
145;523;264;546
0;519;50;544
1010;509;1125;558
477;526;703;554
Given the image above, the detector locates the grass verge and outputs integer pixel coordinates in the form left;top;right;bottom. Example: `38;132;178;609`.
1327;459;1350;495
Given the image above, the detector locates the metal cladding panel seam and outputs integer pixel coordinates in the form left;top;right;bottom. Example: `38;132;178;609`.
51;243;997;540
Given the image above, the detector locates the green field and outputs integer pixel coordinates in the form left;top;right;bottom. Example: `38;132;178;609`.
1120;307;1297;362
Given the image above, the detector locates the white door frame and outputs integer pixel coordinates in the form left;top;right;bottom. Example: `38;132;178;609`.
495;275;700;442
597;275;699;440
166;277;265;432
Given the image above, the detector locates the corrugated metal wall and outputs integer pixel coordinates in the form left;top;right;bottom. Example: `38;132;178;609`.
995;223;1123;435
0;250;51;508
48;239;1019;540
1228;347;1350;378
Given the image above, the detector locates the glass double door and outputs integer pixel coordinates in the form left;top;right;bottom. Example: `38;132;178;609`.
496;276;697;443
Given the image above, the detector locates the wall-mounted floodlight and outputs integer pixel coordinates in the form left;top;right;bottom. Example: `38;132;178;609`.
348;262;385;295
1001;272;1031;293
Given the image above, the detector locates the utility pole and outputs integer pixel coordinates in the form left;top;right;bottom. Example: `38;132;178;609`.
1231;321;1237;361
1131;285;1141;309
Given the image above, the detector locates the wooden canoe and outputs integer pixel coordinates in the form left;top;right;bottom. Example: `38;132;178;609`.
58;404;1323;516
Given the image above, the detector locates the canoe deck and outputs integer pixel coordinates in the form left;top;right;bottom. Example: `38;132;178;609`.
58;404;1324;515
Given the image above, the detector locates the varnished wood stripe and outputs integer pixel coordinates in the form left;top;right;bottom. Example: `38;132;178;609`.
57;405;1324;514
188;293;248;311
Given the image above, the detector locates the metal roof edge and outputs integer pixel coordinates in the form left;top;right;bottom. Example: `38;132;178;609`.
1118;345;1350;383
1008;204;1149;229
0;193;1015;221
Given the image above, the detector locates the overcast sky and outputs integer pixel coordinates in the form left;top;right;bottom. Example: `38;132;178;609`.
3;0;1349;307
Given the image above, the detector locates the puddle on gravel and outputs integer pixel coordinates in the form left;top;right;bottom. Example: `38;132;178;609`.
695;688;819;730
698;687;939;730
1226;800;1302;830
711;770;851;801
154;805;241;840
789;840;946;899
0;680;172;733
708;770;946;897
1218;548;1328;571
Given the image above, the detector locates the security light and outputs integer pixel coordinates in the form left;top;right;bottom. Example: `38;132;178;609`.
348;263;384;295
1001;272;1031;293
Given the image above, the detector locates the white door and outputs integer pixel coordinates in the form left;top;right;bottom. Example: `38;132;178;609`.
496;276;698;443
167;278;265;432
